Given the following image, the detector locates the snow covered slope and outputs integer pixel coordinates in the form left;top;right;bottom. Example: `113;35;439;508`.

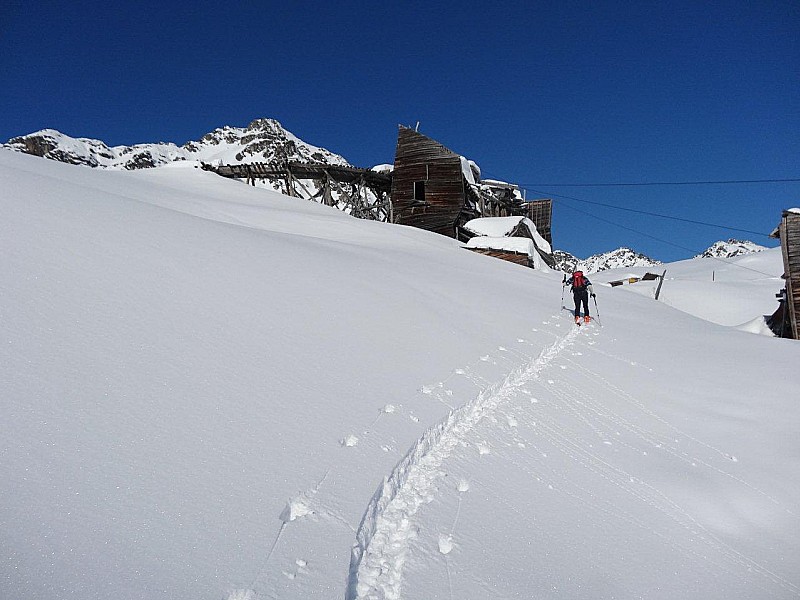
2;118;349;170
2;149;799;600
590;250;783;328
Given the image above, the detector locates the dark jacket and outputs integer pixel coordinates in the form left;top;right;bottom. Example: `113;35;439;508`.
566;274;594;296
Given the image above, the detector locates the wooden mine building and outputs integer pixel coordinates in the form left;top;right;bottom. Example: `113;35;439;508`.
769;209;800;339
390;126;481;238
202;126;554;260
390;126;553;245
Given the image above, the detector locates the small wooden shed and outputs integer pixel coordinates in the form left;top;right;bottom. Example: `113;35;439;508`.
769;209;800;339
465;237;541;269
462;216;555;268
608;272;662;287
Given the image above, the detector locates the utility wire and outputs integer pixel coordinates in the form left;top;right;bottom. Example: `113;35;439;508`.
480;170;780;276
552;197;779;278
520;177;800;187
484;169;775;238
525;188;773;238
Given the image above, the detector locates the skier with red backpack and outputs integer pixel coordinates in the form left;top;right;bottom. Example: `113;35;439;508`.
564;270;595;324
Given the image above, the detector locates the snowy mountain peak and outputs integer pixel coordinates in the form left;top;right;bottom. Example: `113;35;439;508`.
554;247;661;274
552;250;580;273
579;247;662;273
695;238;767;259
2;118;350;170
4;128;124;168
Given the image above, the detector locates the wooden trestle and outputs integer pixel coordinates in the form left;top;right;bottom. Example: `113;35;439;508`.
202;161;394;222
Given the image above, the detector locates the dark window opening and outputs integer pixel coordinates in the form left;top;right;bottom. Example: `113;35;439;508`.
413;181;426;202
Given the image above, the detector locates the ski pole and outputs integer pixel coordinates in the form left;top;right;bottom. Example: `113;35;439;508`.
561;274;566;309
592;294;602;327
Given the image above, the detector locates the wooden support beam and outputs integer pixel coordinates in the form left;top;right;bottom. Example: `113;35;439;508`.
285;166;298;197
291;174;316;200
323;173;334;206
654;269;667;300
327;171;358;213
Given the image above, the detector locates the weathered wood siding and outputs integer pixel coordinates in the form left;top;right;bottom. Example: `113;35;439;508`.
466;248;533;268
780;211;800;339
391;127;470;237
526;199;553;246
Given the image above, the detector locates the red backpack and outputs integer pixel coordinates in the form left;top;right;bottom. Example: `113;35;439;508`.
572;271;586;289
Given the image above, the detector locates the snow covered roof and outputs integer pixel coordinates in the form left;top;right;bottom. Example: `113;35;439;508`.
480;178;518;190
464;216;525;237
459;156;478;186
464;217;525;237
463;216;552;255
465;236;535;255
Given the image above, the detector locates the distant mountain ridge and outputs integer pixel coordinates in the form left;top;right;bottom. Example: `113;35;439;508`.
555;238;767;274
2;119;350;171
694;238;767;259
552;250;581;273
554;247;661;274
2;124;771;273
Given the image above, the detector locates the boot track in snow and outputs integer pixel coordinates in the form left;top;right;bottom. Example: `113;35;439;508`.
346;328;579;600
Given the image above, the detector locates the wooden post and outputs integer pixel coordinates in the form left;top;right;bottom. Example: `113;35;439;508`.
355;175;366;218
285;165;298;197
292;175;315;200
323;172;334;206
329;176;358;214
655;269;667;300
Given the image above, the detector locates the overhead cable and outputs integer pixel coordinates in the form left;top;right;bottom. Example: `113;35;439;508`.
552;198;779;278
524;188;773;238
520;178;800;187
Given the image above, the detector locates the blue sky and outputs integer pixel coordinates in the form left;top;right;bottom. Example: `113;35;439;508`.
2;0;798;261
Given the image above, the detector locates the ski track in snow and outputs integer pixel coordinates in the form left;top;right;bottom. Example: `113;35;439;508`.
346;327;579;600
236;314;797;600
234;326;551;600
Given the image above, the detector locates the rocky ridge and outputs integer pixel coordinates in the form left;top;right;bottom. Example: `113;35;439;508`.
555;238;767;274
2;118;350;171
555;247;661;274
694;238;767;259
